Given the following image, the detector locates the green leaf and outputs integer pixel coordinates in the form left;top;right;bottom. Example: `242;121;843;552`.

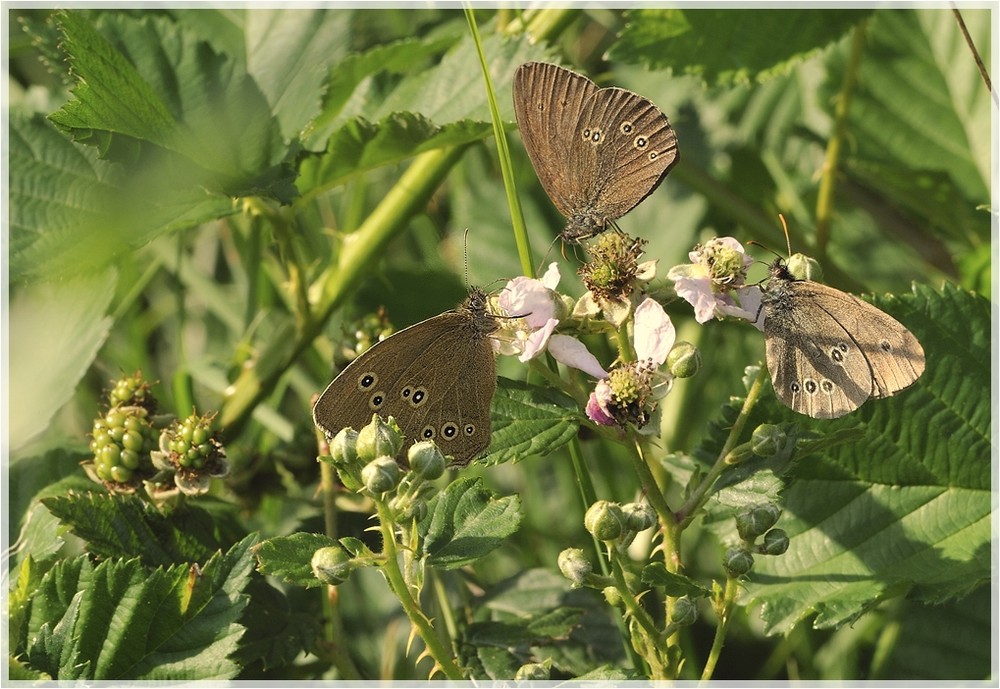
9;109;231;283
25;535;256;680
419;477;521;569
49;12;295;201
739;284;992;633
9;271;116;454
478;377;582;466
610;8;872;85
41;492;247;567
252;532;340;588
641;563;711;598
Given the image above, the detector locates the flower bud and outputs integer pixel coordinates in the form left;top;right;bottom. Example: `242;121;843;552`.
760;528;790;556
750;423;785;458
621;501;657;532
669;596;698;627
328;427;359;467
786;253;823;282
723;441;754;465
361;456;401;494
558;548;593;586
735;502;781;540
603;585;624;608
356;414;403;462
311;546;354;585
666;341;701;378
514;663;550;681
408;441;445;480
584;500;626;542
723;547;754;577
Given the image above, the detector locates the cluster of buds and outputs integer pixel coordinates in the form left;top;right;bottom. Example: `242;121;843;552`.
723;501;790;577
150;411;229;496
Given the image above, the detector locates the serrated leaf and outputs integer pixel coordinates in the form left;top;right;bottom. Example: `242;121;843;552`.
737;284;992;634
49;12;295;201
26;535;256;680
9;270;115;454
41;492;246;567
610;8;872;85
251;532;340;588
478;377;582;466
419;477;521;569
641;563;711;598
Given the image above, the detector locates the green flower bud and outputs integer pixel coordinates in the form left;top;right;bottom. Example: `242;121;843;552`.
328;427;359;467
723;441;754;465
786;253;823;282
669;596;698;627
666;341;701;378
603;585;624;608
622;501;657;532
723;547;754;577
356;415;403;462
760;528;790;556
557;548;593;586
361;456;401;494
515;662;550;680
735;502;781;541
750;423;785;458
408;441;445;480
310;546;354;585
584;500;626;541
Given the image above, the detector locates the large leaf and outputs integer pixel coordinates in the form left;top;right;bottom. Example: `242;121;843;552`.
8;270;116;453
478;377;582;466
48;11;296;201
41;492;248;567
24;535;257;680
729;284;992;633
419;477;521;569
610;9;872;85
251;532;340;589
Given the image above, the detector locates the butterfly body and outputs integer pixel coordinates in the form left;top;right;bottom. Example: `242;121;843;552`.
312;288;499;465
760;260;925;418
512;62;680;242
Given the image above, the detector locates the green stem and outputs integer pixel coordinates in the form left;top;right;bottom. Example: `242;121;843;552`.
700;576;739;681
218;145;469;434
675;366;768;530
375;501;465;680
630;437;676;533
815;19;867;256
608;550;668;660
465;5;534;278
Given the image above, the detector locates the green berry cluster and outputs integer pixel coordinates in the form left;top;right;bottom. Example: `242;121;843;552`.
107;370;156;413
160;413;223;471
89;405;158;484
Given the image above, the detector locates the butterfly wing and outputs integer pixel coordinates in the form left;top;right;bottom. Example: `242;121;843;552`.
575;86;679;222
763;281;924;418
513;62;600;219
313;313;497;465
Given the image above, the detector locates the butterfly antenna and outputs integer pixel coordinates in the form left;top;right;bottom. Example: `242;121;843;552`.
777;213;792;257
462;228;471;288
535;235;559;278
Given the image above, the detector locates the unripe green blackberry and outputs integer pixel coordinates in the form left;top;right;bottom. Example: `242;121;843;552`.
107;371;156;413
88;404;157;486
151;412;228;494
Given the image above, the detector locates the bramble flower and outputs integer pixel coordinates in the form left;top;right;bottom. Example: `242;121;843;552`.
586;298;676;429
496;263;608;378
667;237;761;326
577;233;657;327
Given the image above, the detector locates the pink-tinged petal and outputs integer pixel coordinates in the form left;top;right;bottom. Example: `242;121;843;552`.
715;236;747;255
518;318;558;362
548;334;609;378
541;262;561;290
673;275;718;324
717;285;765;330
500;276;556;329
633;298;675;366
586;381;616;426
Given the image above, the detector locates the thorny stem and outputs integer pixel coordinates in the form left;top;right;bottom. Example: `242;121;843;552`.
951;7;994;101
815;19;867;256
375;500;465;679
700;576;740;681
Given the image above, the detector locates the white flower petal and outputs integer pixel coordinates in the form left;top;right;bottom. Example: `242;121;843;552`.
548;334;609;378
673;275;718;324
572;291;601;319
500;276;556;329
518;318;558;362
633;298;675;366
541;262;561;290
